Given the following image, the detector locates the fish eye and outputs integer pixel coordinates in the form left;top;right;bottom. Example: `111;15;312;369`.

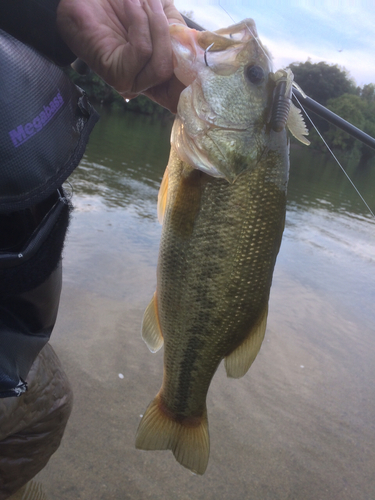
245;65;265;85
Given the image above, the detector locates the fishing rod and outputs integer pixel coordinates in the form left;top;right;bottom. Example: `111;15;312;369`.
181;15;375;152
291;88;375;151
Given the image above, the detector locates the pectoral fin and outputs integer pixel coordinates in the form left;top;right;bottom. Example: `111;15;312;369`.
157;167;169;224
141;293;163;353
224;305;268;378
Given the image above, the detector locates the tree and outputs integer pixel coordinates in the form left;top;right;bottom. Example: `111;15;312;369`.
323;92;375;160
325;94;365;152
358;84;375;160
287;61;359;150
288;60;357;106
361;83;375;102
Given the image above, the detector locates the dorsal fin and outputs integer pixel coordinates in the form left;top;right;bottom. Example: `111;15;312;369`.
287;102;310;145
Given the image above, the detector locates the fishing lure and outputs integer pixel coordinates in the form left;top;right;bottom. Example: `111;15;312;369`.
269;69;310;145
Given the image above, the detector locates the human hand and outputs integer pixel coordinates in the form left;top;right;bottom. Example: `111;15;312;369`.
57;0;186;112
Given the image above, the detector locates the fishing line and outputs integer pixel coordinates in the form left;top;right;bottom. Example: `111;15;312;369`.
218;1;273;67
218;1;235;24
293;94;375;218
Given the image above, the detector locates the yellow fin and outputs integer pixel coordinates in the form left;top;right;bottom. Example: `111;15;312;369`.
225;305;268;378
141;293;163;353
157;166;169;225
287;102;310;145
135;395;210;475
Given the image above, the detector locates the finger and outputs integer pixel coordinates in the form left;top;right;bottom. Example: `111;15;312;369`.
130;0;174;93
103;0;154;92
160;0;186;25
58;0;153;94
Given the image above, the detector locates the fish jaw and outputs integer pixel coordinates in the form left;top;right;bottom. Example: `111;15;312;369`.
169;21;274;182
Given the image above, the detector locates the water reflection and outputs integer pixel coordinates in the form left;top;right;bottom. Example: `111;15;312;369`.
69;108;172;216
34;109;375;500
283;145;375;331
287;146;375;216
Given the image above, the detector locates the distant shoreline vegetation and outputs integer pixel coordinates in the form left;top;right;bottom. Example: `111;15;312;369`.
288;61;375;163
65;60;375;161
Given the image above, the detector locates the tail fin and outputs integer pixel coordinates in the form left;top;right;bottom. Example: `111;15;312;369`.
135;395;210;475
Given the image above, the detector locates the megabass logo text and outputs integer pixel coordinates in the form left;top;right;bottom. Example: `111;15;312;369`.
9;92;64;148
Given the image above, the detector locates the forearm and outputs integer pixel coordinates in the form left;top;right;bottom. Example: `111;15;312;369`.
0;0;75;65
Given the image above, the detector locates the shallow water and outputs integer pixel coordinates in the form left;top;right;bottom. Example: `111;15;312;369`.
30;108;375;499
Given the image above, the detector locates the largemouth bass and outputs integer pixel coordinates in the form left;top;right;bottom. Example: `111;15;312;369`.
135;19;308;475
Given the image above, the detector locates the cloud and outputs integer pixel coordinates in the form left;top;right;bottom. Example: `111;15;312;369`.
263;35;374;86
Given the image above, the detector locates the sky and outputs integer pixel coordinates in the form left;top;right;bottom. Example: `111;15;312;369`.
173;0;375;87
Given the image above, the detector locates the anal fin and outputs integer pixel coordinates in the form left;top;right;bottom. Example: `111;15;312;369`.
225;305;268;378
141;293;163;353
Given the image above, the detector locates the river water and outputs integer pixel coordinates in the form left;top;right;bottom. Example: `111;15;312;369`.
28;108;375;499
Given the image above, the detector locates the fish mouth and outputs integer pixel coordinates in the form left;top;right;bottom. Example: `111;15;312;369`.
169;23;252;86
170;24;200;86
